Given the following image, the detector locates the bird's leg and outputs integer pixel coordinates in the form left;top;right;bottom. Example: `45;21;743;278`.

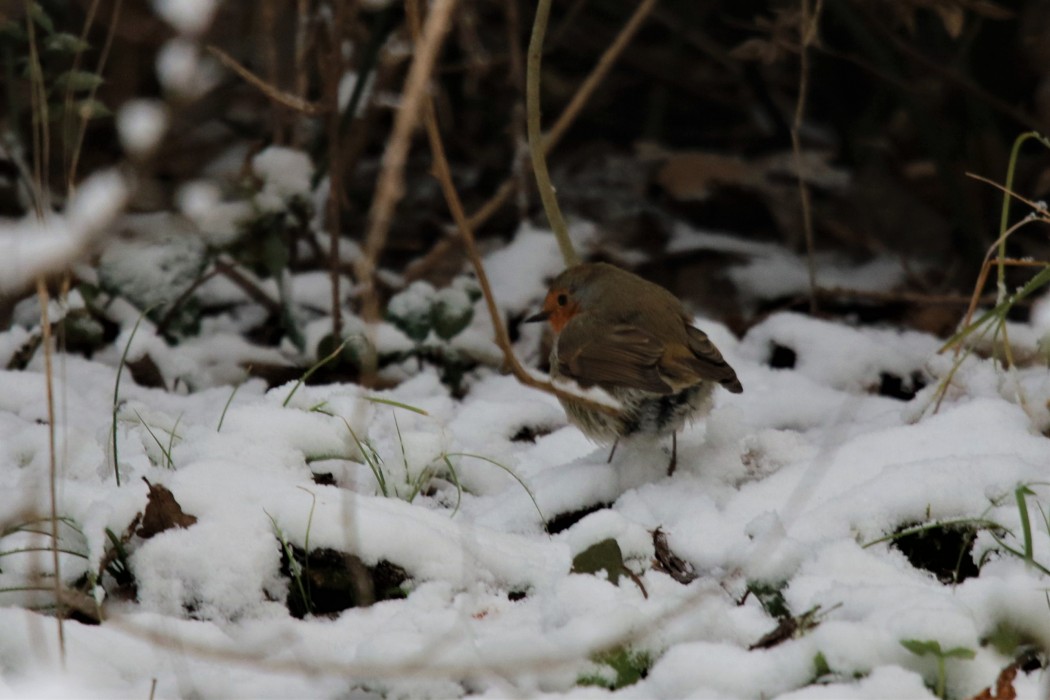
667;432;678;476
607;439;619;463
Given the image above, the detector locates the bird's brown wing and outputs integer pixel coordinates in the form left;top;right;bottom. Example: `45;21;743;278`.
664;325;743;393
555;317;673;394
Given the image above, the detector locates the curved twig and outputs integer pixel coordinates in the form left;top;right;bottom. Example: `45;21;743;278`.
465;0;659;233
407;0;619;419
526;0;576;265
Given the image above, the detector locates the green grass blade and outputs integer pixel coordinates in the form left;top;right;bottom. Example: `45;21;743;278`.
282;339;349;407
216;382;243;432
339;416;387;496
1016;485;1035;564
364;396;429;415
111;304;161;486
441;455;464;518
132;409;175;470
444;452;545;524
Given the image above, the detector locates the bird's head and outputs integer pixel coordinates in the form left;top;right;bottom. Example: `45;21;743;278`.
524;265;606;333
524;285;581;333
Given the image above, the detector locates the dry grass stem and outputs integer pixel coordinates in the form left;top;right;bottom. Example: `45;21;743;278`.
294;0;311;108
325;0;349;341
948;171;1050;348
791;0;824;314
35;278;65;660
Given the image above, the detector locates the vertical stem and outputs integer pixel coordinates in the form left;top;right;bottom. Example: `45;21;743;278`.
62;0;101;190
24;0;49;213
526;0;578;267
1016;485;1033;564
996;132;1042;303
503;0;528;218
25;2;64;660
791;0;824;314
328;0;348;343
261;0;282;143
293;0;311;148
36;279;65;661
69;0;124;192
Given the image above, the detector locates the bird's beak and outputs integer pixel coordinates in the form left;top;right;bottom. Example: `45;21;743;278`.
524;310;550;323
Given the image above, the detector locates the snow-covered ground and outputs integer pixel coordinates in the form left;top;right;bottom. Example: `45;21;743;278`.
1;220;1049;699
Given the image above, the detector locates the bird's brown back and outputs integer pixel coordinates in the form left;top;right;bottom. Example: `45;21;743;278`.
551;263;742;394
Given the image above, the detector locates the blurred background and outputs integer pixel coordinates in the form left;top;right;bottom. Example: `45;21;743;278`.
0;0;1045;375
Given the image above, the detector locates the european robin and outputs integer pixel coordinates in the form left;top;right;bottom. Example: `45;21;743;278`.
525;262;742;475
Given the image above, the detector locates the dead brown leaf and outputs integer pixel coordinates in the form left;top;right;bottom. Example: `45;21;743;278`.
137;478;198;539
654;149;847;202
655;152;762;201
749;605;825;650
934;5;965;38
651;528;698;585
967;662;1019;700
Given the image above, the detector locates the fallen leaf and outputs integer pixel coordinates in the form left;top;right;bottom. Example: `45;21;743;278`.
968;661;1019;700
137;478;197;538
652;528;698;584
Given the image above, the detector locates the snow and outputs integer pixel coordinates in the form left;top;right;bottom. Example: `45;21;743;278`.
152;0;218;36
156;39;221;99
116;100;169;157
339;70;376;115
251;147;315;211
97;213;208;315
485;221;598;313
669;222;909;309
0;171;127;295
2;226;1050;697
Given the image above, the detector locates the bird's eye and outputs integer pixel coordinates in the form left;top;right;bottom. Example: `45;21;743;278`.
556;293;568;306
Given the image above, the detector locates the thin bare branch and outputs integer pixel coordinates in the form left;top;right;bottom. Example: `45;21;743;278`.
354;0;458;335
465;0;658;233
61;0;101;187
543;0;658;154
212;258;283;316
69;0;124;190
408;0;619;419
208;45;326;115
